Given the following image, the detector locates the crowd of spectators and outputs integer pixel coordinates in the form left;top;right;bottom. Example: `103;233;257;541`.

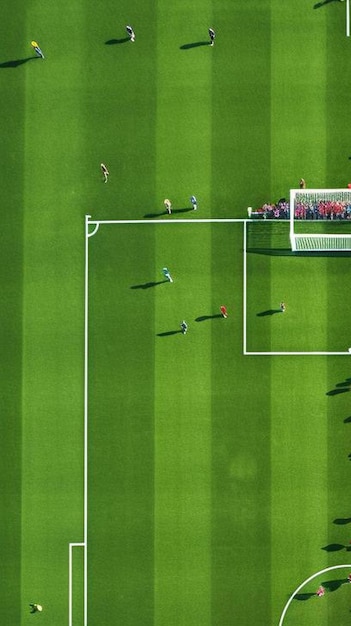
249;195;351;220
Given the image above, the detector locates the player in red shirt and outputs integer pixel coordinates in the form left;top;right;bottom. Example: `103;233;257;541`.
220;305;228;318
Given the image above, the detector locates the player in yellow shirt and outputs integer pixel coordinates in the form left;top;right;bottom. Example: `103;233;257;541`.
31;41;44;59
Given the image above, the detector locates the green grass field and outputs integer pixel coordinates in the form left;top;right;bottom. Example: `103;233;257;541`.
2;0;351;625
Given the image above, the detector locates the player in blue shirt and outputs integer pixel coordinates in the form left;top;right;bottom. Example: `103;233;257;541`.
162;267;173;282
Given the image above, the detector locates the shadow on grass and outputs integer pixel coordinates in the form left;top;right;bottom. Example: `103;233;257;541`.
130;280;167;289
333;517;351;525
344;416;351;423
0;57;38;68
293;592;315;601
321;543;346;552
157;330;182;337
247;248;351;257
322;578;348;592
314;0;339;8
172;207;194;214
195;314;222;322
144;211;168;218
180;41;210;50
256;309;281;317
105;37;130;45
326;388;350;396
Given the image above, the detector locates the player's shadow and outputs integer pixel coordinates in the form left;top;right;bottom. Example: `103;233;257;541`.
314;0;339;8
195;314;222;322
322;578;348;592
293;592;315;601
321;543;346;551
0;57;38;68
105;37;130;45
344;416;351;423
130;280;167;289
333;517;351;525
144;208;193;218
157;330;182;337
326;388;350;396
256;309;282;317
180;41;210;50
172;207;194;214
144;211;168;218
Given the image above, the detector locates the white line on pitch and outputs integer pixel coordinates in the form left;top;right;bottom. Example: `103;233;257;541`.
86;218;249;225
279;564;351;626
244;351;349;356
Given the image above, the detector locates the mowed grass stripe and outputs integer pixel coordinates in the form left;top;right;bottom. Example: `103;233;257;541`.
211;1;272;215
82;0;158;220
21;3;88;623
0;2;26;623
270;0;327;194
155;3;213;217
154;224;212;626
270;357;329;625
326;6;351;188
211;225;272;625
88;225;156;624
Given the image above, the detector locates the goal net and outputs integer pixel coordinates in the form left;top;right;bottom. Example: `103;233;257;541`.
289;189;351;251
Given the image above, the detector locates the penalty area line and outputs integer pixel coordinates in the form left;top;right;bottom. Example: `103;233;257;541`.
85;218;249;225
244;351;350;356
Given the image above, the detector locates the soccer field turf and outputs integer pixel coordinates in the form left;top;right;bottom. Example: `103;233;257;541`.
1;0;351;624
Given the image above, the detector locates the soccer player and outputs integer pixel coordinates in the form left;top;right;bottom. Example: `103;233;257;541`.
31;41;44;59
180;321;188;334
164;199;172;214
126;25;135;42
209;28;216;46
162;267;173;282
220;305;228;318
29;604;43;613
299;178;306;189
280;302;286;313
190;195;197;210
101;163;109;183
316;586;325;597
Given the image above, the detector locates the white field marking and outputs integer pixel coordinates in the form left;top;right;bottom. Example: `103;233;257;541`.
245;351;349;356
279;564;351;626
83;216;90;626
243;220;247;354
68;543;85;626
86;218;249;226
347;0;350;37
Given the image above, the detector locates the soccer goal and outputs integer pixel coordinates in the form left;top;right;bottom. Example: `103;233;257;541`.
289;189;351;252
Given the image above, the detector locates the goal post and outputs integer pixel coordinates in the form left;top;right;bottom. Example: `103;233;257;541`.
289;189;351;252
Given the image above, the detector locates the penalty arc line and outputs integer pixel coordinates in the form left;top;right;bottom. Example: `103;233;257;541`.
278;564;351;626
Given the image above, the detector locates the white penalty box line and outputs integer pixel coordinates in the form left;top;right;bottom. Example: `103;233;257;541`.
68;542;86;626
86;217;351;357
242;220;351;357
